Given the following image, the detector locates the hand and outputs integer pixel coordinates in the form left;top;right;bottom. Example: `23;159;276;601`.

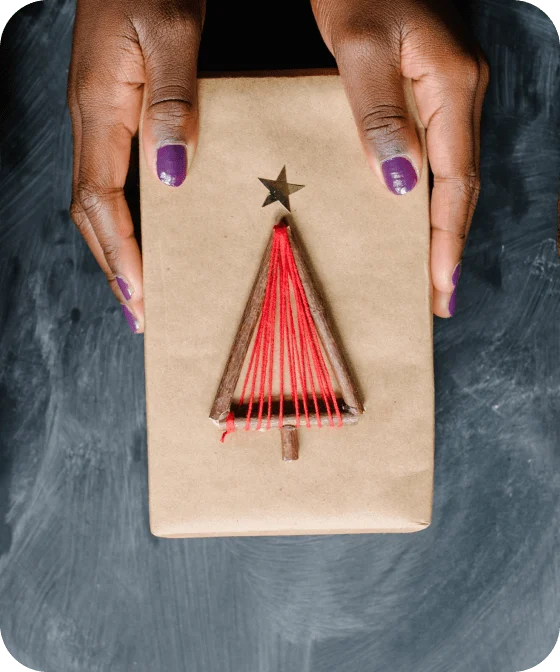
68;0;205;333
311;0;489;318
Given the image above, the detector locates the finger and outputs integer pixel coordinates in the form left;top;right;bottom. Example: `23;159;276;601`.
335;33;423;196
137;7;202;187
411;54;489;317
71;68;145;333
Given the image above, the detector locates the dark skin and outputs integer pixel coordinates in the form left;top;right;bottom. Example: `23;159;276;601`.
68;0;489;332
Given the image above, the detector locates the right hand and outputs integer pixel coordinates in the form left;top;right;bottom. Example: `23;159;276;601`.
68;0;205;333
311;0;489;319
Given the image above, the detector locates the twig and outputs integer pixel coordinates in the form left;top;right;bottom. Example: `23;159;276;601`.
209;235;273;422
286;224;364;414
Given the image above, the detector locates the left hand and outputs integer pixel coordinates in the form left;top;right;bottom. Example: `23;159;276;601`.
68;0;205;334
311;0;489;318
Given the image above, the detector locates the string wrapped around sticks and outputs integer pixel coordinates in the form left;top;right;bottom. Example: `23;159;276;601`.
210;220;363;461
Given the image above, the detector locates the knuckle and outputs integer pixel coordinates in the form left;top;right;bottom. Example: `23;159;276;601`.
439;172;481;208
361;105;409;148
464;172;481;201
99;240;120;270
76;182;120;219
72;200;120;272
76;183;104;217
458;173;481;204
146;93;196;127
69;199;91;235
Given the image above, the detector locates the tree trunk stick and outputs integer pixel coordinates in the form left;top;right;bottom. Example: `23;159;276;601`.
281;426;299;461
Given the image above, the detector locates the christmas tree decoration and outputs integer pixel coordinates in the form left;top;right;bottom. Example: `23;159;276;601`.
210;218;363;460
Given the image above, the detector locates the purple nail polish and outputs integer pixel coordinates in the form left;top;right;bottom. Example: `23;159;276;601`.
448;263;462;317
381;156;418;195
157;144;187;187
116;276;132;301
121;305;139;333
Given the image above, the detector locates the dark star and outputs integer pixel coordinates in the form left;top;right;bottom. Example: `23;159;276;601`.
258;166;305;212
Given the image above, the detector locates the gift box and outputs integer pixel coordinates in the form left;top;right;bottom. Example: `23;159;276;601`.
140;72;434;537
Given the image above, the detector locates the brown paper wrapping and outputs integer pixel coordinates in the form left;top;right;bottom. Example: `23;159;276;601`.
140;73;434;537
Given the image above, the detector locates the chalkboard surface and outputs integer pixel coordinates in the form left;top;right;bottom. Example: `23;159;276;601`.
0;1;558;671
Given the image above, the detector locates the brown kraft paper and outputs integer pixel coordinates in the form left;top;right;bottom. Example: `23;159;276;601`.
140;73;434;537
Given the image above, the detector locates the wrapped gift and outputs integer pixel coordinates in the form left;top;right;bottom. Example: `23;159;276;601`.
140;72;434;537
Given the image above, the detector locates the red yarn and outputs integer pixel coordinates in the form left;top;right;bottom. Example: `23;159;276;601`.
220;411;236;443
233;222;342;435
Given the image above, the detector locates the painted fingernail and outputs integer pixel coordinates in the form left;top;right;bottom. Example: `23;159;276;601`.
448;263;462;317
121;305;139;333
157;144;187;187
116;276;133;301
381;156;418;195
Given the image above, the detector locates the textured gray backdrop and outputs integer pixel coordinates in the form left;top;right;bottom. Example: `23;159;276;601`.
0;1;559;671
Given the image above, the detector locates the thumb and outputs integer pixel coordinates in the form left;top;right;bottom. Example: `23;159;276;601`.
336;36;422;196
139;10;202;188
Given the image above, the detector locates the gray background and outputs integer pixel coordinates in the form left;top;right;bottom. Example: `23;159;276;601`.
0;1;559;671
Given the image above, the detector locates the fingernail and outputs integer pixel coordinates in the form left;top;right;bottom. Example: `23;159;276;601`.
121;304;139;333
116;276;133;301
157;144;187;187
381;156;418;195
448;263;462;317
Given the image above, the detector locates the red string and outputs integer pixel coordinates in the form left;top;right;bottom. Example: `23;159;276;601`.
220;411;236;443
223;222;342;441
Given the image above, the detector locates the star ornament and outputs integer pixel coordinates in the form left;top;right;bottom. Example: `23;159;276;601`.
258;166;304;213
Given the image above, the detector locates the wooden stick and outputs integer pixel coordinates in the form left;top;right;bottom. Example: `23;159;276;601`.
218;410;359;431
286;225;364;414
281;426;299;461
209;234;273;422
